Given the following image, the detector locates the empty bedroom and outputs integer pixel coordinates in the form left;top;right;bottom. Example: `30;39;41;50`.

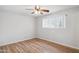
0;5;79;53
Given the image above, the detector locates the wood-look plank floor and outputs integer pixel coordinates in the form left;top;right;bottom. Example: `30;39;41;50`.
0;38;79;53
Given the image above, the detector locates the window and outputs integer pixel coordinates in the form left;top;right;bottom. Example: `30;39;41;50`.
42;15;66;28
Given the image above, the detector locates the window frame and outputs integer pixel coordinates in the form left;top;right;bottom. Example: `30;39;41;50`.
42;15;66;29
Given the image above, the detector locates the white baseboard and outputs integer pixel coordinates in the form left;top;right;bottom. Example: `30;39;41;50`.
37;37;79;50
0;34;35;46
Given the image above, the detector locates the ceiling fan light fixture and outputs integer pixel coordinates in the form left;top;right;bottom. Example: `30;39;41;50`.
26;5;50;15
33;9;41;14
35;11;41;14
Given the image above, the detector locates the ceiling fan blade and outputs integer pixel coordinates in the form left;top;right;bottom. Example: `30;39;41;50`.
35;5;40;10
31;12;34;14
35;5;37;10
41;9;49;12
25;9;33;10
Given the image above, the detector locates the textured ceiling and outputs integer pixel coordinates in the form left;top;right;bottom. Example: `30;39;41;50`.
0;5;78;17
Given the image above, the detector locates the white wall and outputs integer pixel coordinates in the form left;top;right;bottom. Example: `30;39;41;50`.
74;12;79;48
0;11;35;46
36;7;79;48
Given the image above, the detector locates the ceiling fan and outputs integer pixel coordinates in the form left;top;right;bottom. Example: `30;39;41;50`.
25;5;49;14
